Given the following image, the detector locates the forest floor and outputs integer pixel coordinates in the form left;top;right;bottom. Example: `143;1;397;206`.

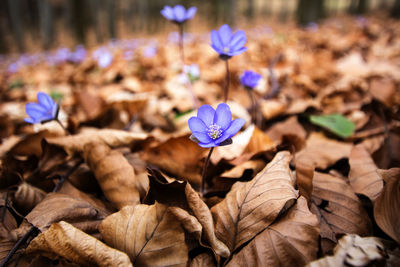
0;15;399;266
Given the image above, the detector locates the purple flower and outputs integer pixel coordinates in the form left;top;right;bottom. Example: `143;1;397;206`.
69;45;87;63
25;92;58;124
211;24;247;60
93;48;113;68
240;70;262;89
161;5;197;24
188;103;245;148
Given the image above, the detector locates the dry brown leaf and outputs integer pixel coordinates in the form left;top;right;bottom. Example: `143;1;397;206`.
142;135;206;187
47;128;147;155
308;234;386;267
295;132;352;169
26;221;132;267
369;77;399;107
211;151;298;252
190;253;216;267
145;171;230;258
10;130;63;157
83;142;140;209
311;172;372;252
13;182;46;214
25;193;107;233
227;197;319;267
295;158;314;204
99;202;188;266
220;159;265;179
260;99;287;120
374;168;400;243
266;116;307;147
349;144;383;202
0;196;18;239
212;125;275;164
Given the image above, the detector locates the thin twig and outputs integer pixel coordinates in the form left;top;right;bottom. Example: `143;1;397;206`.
179;24;185;65
224;60;230;102
0;226;39;267
55;119;70;135
201;147;214;197
0;159;84;267
247;89;261;128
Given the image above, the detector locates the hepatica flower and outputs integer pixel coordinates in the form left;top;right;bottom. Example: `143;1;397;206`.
241;70;262;89
25;92;58;124
189;103;245;147
211;24;247;60
161;5;197;24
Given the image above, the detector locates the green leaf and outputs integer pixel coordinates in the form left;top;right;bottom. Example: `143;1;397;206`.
50;91;63;101
309;114;355;138
9;79;25;90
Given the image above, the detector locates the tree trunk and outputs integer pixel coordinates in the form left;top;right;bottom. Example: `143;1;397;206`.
7;0;25;52
38;0;53;50
392;0;400;18
296;0;325;26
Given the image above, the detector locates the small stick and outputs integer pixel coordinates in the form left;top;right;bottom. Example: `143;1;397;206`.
179;24;185;65
201;147;214;197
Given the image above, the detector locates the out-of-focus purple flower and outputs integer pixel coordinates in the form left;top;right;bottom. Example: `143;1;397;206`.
161;5;197;24
93;47;113;68
305;22;319;32
54;48;71;64
69;45;87;63
211;24;247;60
8;62;20;73
143;45;157;58
179;64;200;84
240;70;262;89
25;92;58;124
356;16;368;28
188;103;245;148
123;50;134;61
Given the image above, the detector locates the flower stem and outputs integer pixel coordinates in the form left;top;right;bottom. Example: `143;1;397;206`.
55;119;70;135
247;89;261;128
201;147;214;196
224;60;230;102
179;24;185;65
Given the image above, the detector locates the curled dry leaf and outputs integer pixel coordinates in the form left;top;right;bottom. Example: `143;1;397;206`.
145;171;230;258
266;116;307;149
227;197;320;267
47;128;147;155
83;142;140;209
374;168;400;243
141;135;206;187
10;130;63;157
311;172;372;252
26;193;107;233
0;196;18;239
220;159;265;179
211;151;299;252
308;234;387;267
99;202;188;267
349;144;383;202
13;182;46;214
295;132;353;170
26;221;132;267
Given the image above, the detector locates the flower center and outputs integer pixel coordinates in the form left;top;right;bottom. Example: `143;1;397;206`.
223;47;230;53
207;124;222;140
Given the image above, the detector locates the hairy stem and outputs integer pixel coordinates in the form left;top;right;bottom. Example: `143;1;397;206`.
179;24;184;65
201;147;214;196
55;119;70;135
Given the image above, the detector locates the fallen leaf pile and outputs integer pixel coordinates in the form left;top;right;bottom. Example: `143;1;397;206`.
1;16;400;266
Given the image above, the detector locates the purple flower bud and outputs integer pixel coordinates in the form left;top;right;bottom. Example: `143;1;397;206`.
211;24;247;60
188;103;245;147
93;48;113;68
161;5;197;24
25;92;58;124
240;70;262;89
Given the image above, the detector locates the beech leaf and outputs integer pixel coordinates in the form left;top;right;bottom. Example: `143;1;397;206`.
349;144;384;202
311;172;372;252
227;197;320;267
83;142;141;209
374;168;400;243
26;221;132;267
99;202;189;266
211;151;298;252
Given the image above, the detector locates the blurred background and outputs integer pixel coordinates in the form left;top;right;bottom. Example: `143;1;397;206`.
1;0;399;53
